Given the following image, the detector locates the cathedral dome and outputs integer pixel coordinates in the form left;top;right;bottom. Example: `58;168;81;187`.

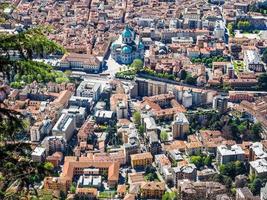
122;45;132;54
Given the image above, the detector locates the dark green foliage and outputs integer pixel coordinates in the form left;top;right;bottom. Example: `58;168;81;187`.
258;73;267;91
250;178;263;195
162;191;177;200
219;161;246;178
0;26;65;83
191;56;229;68
190;155;212;169
142;67;176;80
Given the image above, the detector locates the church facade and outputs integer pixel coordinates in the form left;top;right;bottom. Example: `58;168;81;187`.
111;26;145;65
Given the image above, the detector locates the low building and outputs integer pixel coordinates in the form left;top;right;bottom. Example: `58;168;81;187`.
69;96;93;113
76;81;101;102
216;144;245;165
44;177;67;192
249;159;267;178
236;187;260;200
75;188;98;199
243;50;265;72
249;142;267;161
172;164;197;187
130;152;153;168
155;154;171;174
94;110;115;124
140;181;165;199
178;180;226;200
60;53;101;73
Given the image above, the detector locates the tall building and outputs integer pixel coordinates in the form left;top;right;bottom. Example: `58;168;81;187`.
41;136;66;155
213;96;228;114
111;26;144;64
30;119;52;142
52;114;76;142
172;112;189;139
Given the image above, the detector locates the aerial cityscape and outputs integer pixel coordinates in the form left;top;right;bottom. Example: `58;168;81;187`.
1;0;267;199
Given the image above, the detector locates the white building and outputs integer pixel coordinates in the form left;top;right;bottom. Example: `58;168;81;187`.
154;154;171;174
250;159;267;178
213;20;225;40
76;81;101;102
261;183;267;200
243;50;265;72
182;91;193;108
62;106;87;127
31;147;46;162
116;101;128;120
52;113;76;142
216;144;245;165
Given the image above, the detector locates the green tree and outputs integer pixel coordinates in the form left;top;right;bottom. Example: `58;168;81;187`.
162;191;177;200
160;131;168;142
190;156;203;169
185;75;197;85
227;22;235;36
133;111;141;126
258;73;267;91
237;20;252;32
252;122;262;135
204;156;212;166
70;183;76;194
250;178;262;195
180;70;187;80
43;162;54;171
131;59;143;71
138;125;145;137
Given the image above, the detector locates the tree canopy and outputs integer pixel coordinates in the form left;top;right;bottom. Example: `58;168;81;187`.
0;27;66;198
